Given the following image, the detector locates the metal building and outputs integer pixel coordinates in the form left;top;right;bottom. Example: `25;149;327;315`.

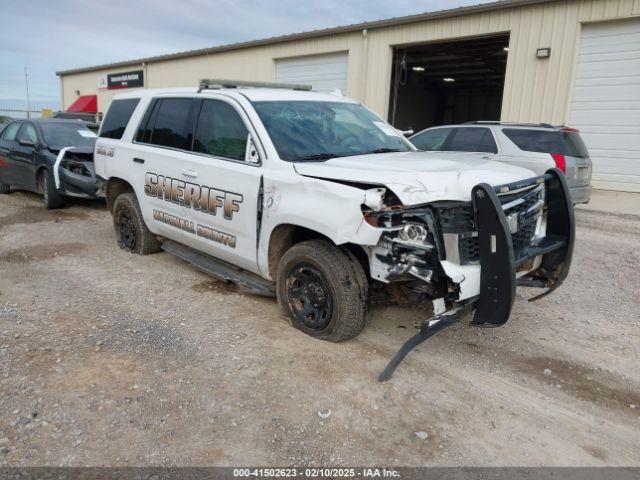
57;0;640;192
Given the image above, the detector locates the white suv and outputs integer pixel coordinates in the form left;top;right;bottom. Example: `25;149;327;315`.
95;80;575;379
409;122;592;204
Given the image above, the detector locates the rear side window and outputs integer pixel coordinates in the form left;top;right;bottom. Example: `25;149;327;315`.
148;98;193;150
193;100;248;160
410;128;451;151
100;98;140;139
503;129;589;158
446;127;498;154
17;124;38;144
1;122;21;141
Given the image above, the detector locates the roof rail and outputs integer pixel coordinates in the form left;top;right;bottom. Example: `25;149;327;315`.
463;121;555;128
198;78;312;93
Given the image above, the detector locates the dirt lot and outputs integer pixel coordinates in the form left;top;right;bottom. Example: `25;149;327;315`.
0;191;639;467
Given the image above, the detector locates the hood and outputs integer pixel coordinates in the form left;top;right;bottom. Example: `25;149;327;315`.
294;151;536;205
48;145;95;156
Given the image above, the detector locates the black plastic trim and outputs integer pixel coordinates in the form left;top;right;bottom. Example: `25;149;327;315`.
470;183;516;327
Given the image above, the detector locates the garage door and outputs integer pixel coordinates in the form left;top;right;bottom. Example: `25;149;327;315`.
569;18;640;192
276;52;348;93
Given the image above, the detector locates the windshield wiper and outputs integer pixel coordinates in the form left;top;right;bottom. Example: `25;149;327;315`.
368;148;403;154
294;153;344;162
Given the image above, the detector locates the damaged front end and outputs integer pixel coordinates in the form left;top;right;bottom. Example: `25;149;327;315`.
53;148;99;198
364;196;456;302
369;168;575;380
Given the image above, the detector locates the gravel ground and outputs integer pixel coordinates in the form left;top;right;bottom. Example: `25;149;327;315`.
0;190;639;467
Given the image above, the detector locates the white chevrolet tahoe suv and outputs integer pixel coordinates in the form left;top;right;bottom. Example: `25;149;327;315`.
95;80;575;379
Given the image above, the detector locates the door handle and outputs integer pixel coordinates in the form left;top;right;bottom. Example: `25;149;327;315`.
133;157;145;164
182;169;199;178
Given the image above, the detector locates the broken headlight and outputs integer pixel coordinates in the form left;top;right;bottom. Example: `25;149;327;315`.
398;223;428;243
367;205;455;297
364;206;438;251
393;223;434;250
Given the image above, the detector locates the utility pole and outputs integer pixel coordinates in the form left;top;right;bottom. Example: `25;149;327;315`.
24;66;31;119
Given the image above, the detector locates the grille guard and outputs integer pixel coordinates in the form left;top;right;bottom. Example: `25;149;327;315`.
379;168;575;381
471;168;575;326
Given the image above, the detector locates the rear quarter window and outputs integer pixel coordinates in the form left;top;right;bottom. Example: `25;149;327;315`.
502;128;589;158
100;98;140;140
1;122;21;141
146;98;193;150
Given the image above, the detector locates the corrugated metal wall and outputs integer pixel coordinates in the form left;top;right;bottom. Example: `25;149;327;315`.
61;0;640;124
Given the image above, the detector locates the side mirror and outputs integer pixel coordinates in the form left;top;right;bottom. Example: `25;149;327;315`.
18;139;35;148
245;135;261;164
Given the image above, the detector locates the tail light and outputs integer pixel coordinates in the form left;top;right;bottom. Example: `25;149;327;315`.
550;153;566;173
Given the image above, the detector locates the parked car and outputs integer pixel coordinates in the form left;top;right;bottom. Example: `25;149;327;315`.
0;118;99;208
409;122;592;204
53;112;100;133
95;81;574;379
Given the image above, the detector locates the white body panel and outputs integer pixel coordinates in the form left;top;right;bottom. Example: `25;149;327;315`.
293;151;533;205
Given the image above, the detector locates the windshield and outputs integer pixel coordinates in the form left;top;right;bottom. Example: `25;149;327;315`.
41;123;97;148
253;101;413;162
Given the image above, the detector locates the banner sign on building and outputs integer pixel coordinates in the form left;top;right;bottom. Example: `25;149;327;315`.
105;70;144;89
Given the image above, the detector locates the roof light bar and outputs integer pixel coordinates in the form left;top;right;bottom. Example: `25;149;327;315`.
198;79;312;92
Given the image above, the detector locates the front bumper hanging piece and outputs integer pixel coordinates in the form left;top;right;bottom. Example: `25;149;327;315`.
378;300;477;382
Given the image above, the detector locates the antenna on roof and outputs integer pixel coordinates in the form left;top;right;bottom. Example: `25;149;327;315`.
198;79;312;93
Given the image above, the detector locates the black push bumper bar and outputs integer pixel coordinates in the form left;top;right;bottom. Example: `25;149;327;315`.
379;168;575;381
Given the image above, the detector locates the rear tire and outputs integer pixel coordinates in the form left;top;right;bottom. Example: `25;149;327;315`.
112;192;161;255
38;170;64;209
276;240;369;342
0;181;10;194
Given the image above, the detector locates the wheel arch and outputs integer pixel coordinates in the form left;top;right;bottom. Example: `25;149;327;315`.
105;177;135;213
34;165;49;187
266;223;369;280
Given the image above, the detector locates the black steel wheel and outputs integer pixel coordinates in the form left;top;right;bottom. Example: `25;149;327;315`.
111;193;161;255
286;263;334;330
117;209;137;250
276;240;368;342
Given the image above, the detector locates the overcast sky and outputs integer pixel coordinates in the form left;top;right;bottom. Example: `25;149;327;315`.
0;0;492;113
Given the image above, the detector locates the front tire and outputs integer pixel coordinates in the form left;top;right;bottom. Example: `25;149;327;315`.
38;170;64;209
276;240;368;342
112;192;161;255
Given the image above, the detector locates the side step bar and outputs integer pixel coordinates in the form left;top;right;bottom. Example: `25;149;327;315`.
161;239;275;297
